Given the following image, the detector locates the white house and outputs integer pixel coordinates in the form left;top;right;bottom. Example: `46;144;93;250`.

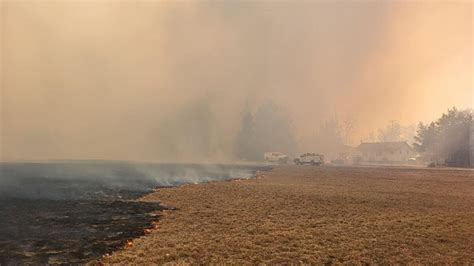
354;141;416;163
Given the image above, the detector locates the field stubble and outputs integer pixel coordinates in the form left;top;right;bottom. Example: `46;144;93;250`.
102;165;474;264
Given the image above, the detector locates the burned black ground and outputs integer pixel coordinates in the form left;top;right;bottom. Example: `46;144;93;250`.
0;198;165;264
0;161;267;264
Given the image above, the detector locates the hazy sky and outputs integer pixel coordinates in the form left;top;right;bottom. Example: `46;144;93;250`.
0;0;472;161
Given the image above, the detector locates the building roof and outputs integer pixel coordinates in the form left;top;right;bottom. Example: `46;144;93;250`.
356;141;413;153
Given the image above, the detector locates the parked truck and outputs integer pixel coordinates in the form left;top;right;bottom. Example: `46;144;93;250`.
264;152;289;164
294;153;324;166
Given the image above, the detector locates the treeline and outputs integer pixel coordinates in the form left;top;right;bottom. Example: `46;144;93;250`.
414;108;472;168
235;101;296;161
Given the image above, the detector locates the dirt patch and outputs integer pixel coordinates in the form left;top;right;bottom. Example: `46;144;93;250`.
102;165;474;264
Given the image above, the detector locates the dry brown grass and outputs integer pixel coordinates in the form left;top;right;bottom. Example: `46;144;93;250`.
101;165;474;264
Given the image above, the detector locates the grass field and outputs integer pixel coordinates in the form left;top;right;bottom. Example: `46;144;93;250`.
102;165;474;264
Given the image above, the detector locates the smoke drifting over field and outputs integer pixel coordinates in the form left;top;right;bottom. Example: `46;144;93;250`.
0;161;267;200
1;1;472;162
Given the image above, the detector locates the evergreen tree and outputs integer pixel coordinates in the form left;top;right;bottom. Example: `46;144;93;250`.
414;108;472;167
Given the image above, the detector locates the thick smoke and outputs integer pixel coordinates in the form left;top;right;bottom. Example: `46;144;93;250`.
0;161;268;200
1;1;471;162
235;101;296;160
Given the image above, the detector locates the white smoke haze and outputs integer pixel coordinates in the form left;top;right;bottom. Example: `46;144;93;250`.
1;1;472;162
0;161;268;200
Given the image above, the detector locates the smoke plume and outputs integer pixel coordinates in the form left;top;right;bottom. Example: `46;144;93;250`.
1;1;471;161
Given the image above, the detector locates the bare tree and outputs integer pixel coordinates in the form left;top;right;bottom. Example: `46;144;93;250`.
378;120;402;142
